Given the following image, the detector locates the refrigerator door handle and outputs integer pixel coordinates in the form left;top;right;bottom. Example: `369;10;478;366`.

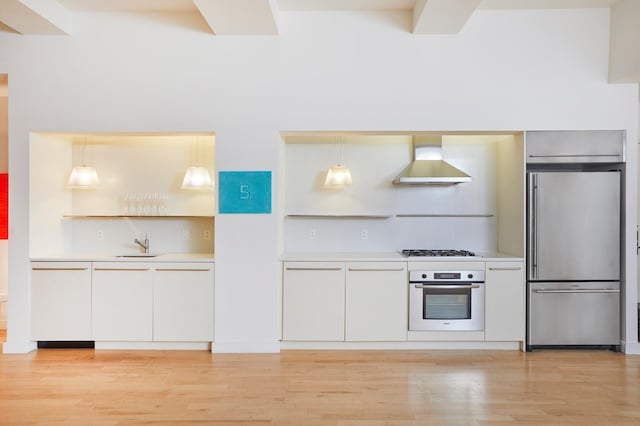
528;173;539;280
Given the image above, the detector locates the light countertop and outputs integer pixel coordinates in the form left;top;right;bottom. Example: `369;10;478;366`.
280;252;523;262
30;253;215;262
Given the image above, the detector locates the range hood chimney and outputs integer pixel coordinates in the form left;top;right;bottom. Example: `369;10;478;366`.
393;136;471;185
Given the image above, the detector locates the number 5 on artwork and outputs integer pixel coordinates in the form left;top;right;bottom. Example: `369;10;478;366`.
240;184;251;200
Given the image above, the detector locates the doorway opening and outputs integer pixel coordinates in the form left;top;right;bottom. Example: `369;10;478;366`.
1;73;8;344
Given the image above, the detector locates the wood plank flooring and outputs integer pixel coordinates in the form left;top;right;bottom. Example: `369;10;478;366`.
1;348;639;425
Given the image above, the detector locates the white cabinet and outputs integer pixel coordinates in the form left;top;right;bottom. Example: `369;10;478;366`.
30;262;92;341
282;261;408;342
282;262;345;341
30;259;215;344
153;263;214;341
91;263;153;341
484;261;525;342
345;262;407;341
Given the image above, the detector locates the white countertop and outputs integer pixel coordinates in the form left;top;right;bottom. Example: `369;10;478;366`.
280;252;523;262
30;253;215;262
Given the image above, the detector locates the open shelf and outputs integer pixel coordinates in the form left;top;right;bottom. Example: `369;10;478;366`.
286;214;392;219
63;215;214;219
395;214;494;218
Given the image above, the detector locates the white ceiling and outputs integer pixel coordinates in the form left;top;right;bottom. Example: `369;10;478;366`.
53;0;620;12
0;0;625;35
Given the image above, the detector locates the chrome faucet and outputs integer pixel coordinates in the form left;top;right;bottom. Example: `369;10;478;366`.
134;234;149;254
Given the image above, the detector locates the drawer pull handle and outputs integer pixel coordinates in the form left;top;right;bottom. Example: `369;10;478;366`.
94;268;150;271
415;284;480;289
32;267;88;271
488;267;522;271
348;268;405;272
286;267;342;271
156;268;211;272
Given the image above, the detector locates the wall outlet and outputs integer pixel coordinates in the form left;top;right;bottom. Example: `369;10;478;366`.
361;229;368;240
309;229;317;240
182;229;190;241
203;230;211;240
97;230;104;241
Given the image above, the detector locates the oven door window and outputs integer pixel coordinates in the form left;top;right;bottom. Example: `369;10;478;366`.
422;286;472;320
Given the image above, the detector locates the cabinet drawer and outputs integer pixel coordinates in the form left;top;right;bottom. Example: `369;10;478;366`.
283;262;345;341
153;263;214;341
91;265;153;341
30;262;92;341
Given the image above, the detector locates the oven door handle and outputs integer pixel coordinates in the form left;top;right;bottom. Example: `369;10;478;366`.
413;284;481;289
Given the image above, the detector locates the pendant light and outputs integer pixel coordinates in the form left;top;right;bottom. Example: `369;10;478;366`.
324;136;352;189
67;136;100;189
182;137;214;190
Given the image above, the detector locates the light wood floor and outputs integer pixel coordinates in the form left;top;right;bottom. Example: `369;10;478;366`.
1;348;639;425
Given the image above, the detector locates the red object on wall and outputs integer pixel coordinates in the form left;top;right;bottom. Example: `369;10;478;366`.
0;173;7;239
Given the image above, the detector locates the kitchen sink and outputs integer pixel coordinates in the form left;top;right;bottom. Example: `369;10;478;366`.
115;254;159;258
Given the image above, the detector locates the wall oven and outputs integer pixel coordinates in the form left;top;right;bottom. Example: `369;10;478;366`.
409;269;485;331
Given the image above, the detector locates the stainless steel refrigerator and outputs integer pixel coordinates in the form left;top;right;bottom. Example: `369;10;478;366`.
526;169;621;348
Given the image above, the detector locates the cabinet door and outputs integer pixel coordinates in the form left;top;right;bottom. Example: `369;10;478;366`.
345;262;407;341
30;262;92;341
153;263;214;342
92;263;153;341
282;262;345;341
485;261;525;342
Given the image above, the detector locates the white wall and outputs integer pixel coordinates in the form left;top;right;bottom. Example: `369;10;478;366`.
0;8;638;353
609;0;640;82
284;135;501;253
497;133;525;258
29;133;215;257
29;133;72;256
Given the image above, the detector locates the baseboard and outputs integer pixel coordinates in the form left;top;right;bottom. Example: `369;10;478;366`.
620;341;640;355
94;341;211;350
280;341;521;350
213;340;280;353
2;339;37;354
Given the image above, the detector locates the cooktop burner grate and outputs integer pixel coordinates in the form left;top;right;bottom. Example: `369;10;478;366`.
401;249;476;257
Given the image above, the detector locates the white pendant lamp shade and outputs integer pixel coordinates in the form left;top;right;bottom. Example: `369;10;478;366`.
324;136;352;189
324;164;352;188
67;165;100;188
182;166;214;190
67;137;100;189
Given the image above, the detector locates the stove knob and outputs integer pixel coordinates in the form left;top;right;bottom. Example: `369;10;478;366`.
422;273;427;279
467;273;473;279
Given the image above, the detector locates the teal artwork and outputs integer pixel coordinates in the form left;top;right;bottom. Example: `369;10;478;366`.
218;171;272;214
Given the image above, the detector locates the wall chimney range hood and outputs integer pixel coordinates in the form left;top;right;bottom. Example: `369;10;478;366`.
393;136;471;185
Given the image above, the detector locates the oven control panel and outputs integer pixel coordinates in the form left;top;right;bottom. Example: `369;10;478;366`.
409;270;485;282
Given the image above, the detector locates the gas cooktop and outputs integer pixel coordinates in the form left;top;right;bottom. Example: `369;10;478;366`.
401;249;477;257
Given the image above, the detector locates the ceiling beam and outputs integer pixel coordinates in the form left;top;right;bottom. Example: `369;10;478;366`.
192;0;279;35
413;0;481;34
0;0;71;35
608;0;640;83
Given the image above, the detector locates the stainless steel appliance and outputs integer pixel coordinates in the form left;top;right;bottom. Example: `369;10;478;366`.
526;168;621;348
409;268;485;331
401;249;476;257
393;136;471;185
